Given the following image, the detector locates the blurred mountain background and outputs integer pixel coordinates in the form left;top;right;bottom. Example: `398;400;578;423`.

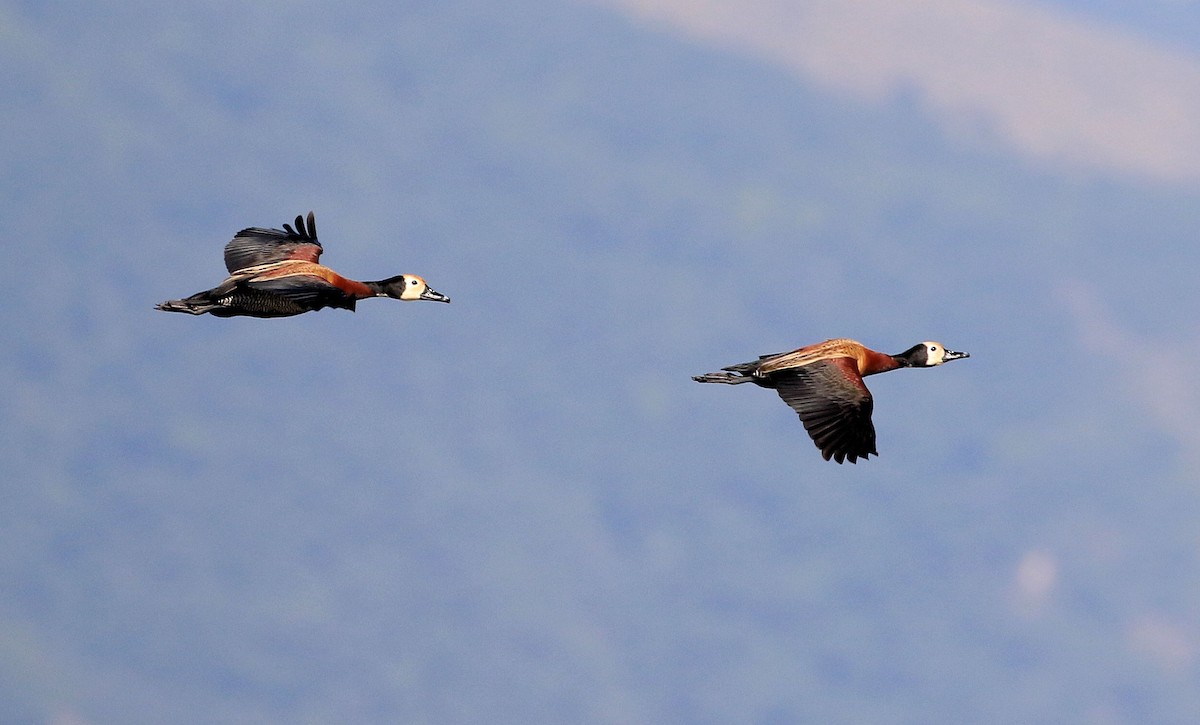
4;0;1200;722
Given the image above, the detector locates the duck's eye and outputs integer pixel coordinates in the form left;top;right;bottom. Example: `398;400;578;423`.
930;346;938;351
409;279;419;286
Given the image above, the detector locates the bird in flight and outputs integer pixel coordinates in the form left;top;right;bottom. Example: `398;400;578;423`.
694;338;968;463
156;211;449;317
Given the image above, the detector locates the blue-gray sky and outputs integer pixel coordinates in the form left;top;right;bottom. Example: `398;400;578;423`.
4;1;1200;722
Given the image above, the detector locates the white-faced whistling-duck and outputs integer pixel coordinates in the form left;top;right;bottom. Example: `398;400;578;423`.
693;338;969;463
155;212;450;318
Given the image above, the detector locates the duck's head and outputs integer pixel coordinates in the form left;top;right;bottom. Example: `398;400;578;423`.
376;274;450;303
896;341;969;367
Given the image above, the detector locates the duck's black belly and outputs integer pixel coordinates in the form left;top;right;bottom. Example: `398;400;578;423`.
208;287;352;318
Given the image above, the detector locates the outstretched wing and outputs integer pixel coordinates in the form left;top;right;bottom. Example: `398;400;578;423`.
223;211;323;273
772;358;878;464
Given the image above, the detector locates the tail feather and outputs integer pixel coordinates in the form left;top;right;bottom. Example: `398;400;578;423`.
721;360;762;374
692;370;755;384
155;296;217;315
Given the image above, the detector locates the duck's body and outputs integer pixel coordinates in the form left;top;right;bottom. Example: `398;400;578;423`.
693;338;968;463
156;212;449;318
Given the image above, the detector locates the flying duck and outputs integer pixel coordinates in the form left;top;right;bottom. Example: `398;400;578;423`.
155;212;449;317
693;338;969;463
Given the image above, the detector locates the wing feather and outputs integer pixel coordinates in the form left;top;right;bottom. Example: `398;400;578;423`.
223;211;324;273
244;273;356;311
772;358;878;464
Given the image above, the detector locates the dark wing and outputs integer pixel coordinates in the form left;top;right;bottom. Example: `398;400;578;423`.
223;212;323;273
243;272;356;312
772;358;878;464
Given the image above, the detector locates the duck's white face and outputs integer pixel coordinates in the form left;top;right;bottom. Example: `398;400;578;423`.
394;274;450;303
398;275;429;301
920;341;969;366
